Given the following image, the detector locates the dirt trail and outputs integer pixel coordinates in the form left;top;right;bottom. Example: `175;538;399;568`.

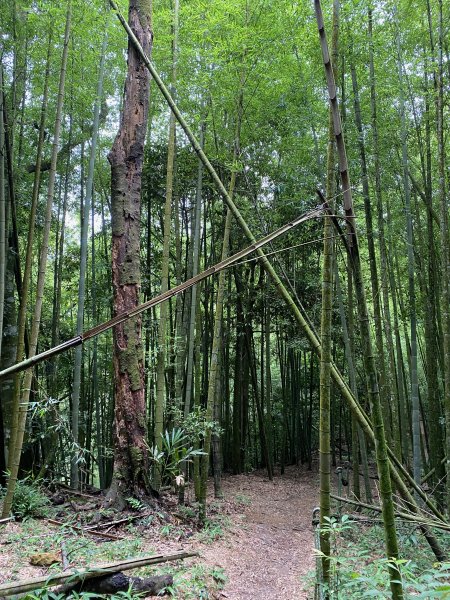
198;466;318;599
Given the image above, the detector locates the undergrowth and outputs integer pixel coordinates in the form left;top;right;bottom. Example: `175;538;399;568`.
311;514;450;599
0;477;51;520
0;488;232;600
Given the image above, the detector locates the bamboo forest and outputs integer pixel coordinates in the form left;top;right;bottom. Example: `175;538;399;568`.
0;0;449;597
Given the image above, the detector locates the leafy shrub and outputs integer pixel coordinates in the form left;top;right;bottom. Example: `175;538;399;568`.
146;427;205;486
0;477;50;519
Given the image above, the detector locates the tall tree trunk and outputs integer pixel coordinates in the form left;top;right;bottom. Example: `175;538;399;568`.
107;0;152;504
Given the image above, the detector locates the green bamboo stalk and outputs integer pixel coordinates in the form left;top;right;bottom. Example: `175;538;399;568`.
154;0;179;491
436;0;450;513
0;65;6;359
368;7;401;470
2;1;71;518
319;1;339;591
7;31;52;467
184;118;204;419
394;7;420;488
314;1;403;595
71;30;108;489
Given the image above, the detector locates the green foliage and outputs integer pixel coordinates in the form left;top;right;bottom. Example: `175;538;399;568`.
126;497;146;512
342;558;450;599
313;517;450;599
197;514;231;544
146;427;205;486
163;563;228;599
0;477;50;520
170;406;223;442
23;586;142;600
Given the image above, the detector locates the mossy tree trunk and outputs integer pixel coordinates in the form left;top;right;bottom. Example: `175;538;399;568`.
107;0;152;503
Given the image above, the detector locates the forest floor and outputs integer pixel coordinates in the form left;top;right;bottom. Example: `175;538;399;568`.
195;465;318;599
0;465;318;599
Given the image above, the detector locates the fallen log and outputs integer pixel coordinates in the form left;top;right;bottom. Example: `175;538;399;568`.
57;572;172;596
0;551;197;597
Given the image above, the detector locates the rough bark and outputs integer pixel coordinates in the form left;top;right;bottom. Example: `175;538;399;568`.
107;0;152;502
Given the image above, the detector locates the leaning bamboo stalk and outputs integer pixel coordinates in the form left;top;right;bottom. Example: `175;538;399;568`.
0;208;321;382
110;3;447;565
0;551;198;597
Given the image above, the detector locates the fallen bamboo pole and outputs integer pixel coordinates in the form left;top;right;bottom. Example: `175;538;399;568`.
330;494;450;532
0;551;198;597
84;513;149;530
47;518;123;541
0;516;14;525
0;207;321;381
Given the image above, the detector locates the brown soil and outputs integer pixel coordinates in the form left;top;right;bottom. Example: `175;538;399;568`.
195;465;318;599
